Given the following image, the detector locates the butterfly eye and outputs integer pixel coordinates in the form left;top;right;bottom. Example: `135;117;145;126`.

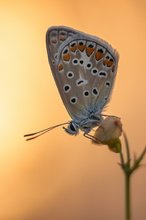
67;122;79;134
70;123;76;132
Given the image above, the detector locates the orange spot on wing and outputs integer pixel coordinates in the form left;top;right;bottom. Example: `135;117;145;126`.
63;53;70;61
58;63;63;71
70;46;77;52
103;59;114;67
107;59;114;67
86;47;95;56
78;44;86;52
95;51;104;61
103;59;108;66
69;44;77;52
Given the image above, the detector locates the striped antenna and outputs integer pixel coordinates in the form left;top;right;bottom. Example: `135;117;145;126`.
24;122;70;141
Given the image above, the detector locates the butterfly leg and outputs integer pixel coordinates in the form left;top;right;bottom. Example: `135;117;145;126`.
83;133;101;143
101;114;120;119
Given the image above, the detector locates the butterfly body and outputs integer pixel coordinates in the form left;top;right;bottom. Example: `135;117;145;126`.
46;26;119;136
65;115;102;135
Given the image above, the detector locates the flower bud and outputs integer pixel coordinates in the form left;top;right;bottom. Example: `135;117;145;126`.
93;116;122;153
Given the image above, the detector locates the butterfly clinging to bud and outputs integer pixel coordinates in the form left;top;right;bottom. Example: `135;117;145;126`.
24;26;119;141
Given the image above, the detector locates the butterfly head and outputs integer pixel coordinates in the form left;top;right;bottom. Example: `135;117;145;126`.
64;115;103;135
64;121;93;135
64;121;79;135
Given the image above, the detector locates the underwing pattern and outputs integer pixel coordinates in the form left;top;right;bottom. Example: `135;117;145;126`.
46;26;119;135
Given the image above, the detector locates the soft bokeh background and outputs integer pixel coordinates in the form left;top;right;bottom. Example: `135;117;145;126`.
0;0;146;219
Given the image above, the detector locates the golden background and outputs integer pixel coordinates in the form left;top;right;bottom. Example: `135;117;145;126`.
0;0;146;219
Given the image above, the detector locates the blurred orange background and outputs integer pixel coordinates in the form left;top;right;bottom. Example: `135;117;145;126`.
0;0;146;219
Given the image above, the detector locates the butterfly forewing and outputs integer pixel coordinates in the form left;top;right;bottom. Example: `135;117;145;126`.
46;26;77;77
46;26;119;122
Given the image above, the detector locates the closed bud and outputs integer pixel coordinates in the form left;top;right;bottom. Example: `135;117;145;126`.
93;116;122;153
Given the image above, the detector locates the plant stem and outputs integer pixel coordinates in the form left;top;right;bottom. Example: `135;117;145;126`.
125;174;131;220
119;132;146;220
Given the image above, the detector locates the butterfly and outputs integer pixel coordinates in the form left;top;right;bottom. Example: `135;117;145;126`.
24;26;119;141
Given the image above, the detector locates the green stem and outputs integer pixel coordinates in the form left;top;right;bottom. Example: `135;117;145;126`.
125;174;131;220
119;133;146;220
123;132;130;165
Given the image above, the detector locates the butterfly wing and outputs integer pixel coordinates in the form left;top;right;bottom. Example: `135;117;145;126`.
46;26;119;122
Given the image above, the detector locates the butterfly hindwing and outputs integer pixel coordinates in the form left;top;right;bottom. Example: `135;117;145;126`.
46;26;119;122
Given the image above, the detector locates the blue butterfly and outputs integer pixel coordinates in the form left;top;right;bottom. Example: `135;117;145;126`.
24;26;119;141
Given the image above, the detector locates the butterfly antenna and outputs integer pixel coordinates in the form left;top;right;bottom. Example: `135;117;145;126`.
24;122;70;141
